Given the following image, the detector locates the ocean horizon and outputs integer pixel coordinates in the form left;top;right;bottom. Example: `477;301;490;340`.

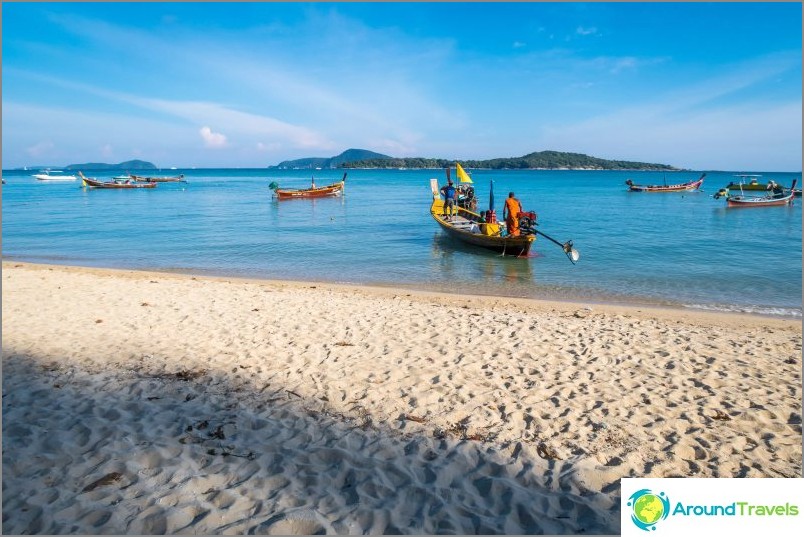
2;167;801;318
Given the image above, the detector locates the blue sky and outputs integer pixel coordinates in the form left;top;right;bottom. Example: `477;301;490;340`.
2;2;801;171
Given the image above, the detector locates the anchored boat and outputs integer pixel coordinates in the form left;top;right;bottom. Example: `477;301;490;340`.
625;173;705;192
269;173;346;199
79;172;157;189
714;179;796;207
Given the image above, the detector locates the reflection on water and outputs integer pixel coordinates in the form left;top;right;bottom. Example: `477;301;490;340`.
430;233;535;292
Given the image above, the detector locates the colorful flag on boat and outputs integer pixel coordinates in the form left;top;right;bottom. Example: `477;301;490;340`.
456;163;473;184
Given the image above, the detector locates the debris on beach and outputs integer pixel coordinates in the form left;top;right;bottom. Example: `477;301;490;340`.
81;472;123;493
712;409;731;421
537;442;561;460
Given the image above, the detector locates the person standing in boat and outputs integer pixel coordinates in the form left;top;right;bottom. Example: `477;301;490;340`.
310;177;316;189
503;192;523;237
440;179;457;220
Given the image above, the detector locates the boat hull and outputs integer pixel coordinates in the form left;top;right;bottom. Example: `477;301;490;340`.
626;177;704;192
273;181;345;199
726;194;794;207
725;183;774;191
80;175;157;189
33;174;76;181
130;174;186;183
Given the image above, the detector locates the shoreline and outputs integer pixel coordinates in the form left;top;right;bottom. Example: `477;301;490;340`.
3;261;801;534
4;258;801;322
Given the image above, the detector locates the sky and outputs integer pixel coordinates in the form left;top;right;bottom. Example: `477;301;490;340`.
2;2;802;171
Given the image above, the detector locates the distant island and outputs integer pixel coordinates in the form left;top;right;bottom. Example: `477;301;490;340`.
272;149;679;171
64;160;158;171
273;149;393;170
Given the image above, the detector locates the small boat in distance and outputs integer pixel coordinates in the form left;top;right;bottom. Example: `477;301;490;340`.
79;172;157;189
724;174;778;191
714;179;796;207
625;173;705;192
130;173;186;183
32;169;77;181
269;173;346;199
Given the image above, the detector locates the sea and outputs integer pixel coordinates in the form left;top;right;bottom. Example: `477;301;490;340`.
2;168;801;318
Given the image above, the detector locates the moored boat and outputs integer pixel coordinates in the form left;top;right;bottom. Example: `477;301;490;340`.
429;177;579;261
625;173;705;192
79;172;157;189
714;179;796;207
32;169;77;181
269;173;346;199
130;173;186;183
724;174;777;191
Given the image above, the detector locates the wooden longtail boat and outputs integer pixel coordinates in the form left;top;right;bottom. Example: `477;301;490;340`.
130;174;186;183
269;173;346;199
79;172;157;189
625;173;705;192
724;174;777;191
429;178;579;261
714;179;796;208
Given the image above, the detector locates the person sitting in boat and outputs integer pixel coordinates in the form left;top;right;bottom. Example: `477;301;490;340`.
440;180;457;219
503;192;523;237
456;184;476;209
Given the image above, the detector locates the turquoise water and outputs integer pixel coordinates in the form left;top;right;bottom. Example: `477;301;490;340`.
2;168;801;317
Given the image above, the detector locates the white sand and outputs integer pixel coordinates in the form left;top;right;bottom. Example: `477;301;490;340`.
2;262;801;534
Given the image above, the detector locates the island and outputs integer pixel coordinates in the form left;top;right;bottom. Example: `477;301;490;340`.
272;149;679;171
64;160;158;171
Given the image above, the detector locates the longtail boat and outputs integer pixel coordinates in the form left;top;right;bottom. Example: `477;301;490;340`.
714;179;796;208
269;173;346;199
79;172;157;189
625;173;705;192
130;173;186;183
724;174;777;191
429;177;579;261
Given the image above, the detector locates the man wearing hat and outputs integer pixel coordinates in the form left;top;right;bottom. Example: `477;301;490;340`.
440;179;457;220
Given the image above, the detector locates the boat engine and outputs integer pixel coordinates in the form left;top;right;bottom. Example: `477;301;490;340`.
518;211;538;234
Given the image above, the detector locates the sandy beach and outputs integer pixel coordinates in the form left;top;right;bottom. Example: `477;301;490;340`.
2;261;801;534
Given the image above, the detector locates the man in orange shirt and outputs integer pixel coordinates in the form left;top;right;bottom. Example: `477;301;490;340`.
503;191;523;236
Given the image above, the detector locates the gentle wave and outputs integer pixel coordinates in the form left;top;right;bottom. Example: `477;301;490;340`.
683;302;802;319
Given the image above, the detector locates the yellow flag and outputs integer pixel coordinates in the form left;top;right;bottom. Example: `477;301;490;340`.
456;162;473;183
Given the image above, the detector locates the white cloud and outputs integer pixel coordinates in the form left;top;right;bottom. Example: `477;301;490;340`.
26;140;54;158
513;41;526;48
576;26;598;36
199;126;227;148
100;144;114;157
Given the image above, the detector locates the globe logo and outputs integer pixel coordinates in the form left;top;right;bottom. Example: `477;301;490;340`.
627;489;670;531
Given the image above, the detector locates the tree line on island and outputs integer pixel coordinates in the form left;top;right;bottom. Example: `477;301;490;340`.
274;149;679;171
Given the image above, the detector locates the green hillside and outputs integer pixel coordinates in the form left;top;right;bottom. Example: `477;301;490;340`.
274;149;392;169
65;160;157;171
